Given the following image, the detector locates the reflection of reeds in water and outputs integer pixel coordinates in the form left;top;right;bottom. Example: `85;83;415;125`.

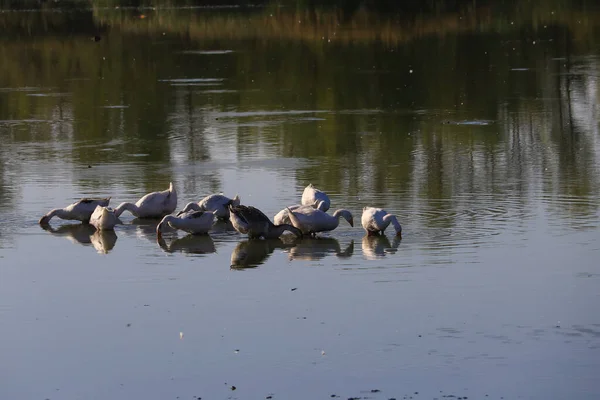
93;6;490;45
90;3;600;45
2;0;600;243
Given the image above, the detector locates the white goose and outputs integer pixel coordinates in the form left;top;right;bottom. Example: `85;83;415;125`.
178;193;240;220
301;184;331;212
39;197;111;225
156;210;216;239
115;182;177;219
89;206;119;231
361;207;402;237
278;205;353;237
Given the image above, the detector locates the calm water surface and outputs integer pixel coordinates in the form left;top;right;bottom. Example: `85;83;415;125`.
1;1;600;399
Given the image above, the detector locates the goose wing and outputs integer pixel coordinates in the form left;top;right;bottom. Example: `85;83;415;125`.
362;207;388;231
234;205;271;223
186;210;207;219
135;189;172;210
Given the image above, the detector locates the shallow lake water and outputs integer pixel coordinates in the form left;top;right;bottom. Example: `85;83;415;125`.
1;1;600;399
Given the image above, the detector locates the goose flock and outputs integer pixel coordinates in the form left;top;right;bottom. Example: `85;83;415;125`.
38;183;403;240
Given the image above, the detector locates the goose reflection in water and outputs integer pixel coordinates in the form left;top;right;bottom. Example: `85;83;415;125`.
286;237;354;261
361;235;401;260
90;230;118;254
157;233;216;255
230;238;296;269
40;223;117;253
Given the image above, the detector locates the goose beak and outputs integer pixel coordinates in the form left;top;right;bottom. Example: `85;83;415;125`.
39;216;50;225
349;218;354;227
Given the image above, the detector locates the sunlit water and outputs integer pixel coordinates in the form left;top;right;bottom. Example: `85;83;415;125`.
1;2;600;400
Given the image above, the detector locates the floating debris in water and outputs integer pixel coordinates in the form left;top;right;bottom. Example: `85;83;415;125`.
26;92;71;97
443;120;494;126
158;78;224;84
179;50;234;55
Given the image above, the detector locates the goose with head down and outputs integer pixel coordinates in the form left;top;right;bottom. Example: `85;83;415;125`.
361;207;402;238
156;210;216;239
115;182;177;219
89;206;119;231
39;197;111;225
277;205;353;237
229;204;302;239
178;193;240;220
301;184;330;212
